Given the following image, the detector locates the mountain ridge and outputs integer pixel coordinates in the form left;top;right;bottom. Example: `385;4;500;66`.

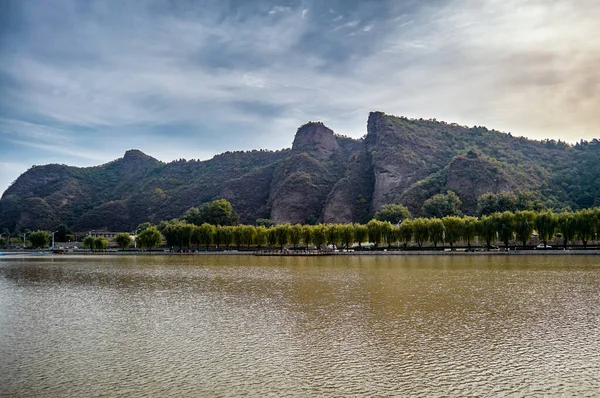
1;112;599;231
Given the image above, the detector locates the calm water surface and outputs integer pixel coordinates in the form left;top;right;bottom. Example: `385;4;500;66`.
1;254;599;397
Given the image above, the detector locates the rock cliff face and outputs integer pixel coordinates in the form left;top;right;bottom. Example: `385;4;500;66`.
291;122;339;157
269;122;346;224
0;112;585;231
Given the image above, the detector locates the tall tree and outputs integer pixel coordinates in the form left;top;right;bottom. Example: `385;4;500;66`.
353;224;368;249
83;235;95;251
136;226;162;251
479;215;497;249
557;212;576;249
312;225;327;250
399;219;413;248
462;216;478;250
255;226;268;249
241;225;257;249
367;220;384;247
422;191;463;218
198;199;240;226
197;223;215;251
340;224;355;249
94;237;108;251
289;224;302;249
514;210;536;247
267;227;278;249
301;225;313;248
275;224;291;250
412;218;429;248
534;210;557;248
442;216;463;250
373;204;412;224
29;230;50;249
326;224;341;247
232;225;244;250
115;233;132;250
494;211;516;250
427;218;445;248
574;209;595;248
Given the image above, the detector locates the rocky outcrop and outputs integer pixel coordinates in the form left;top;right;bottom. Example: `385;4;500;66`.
292;122;339;157
366;112;447;211
399;151;543;215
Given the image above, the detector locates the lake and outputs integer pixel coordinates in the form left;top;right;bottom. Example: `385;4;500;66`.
1;254;599;397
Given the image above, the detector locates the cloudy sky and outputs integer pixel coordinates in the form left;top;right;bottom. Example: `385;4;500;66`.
1;0;599;195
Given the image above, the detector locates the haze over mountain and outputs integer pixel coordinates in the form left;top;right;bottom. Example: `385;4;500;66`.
2;0;600;196
1;112;598;232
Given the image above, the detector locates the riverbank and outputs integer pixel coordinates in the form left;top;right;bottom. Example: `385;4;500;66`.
2;249;600;257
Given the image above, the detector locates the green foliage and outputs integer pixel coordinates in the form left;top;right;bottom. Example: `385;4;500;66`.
442;216;463;249
241;225;257;248
136;226;162;250
353;224;368;248
207;199;240;226
373;204;412;224
94;237;108;251
197;223;216;250
462;216;478;249
255;226;267;248
326;224;341;246
367;220;384;247
412;218;429;248
422;191;462;218
479;215;497;249
275;224;291;249
137;222;152;233
267;227;278;248
115;233;132;249
289;224;302;248
183;207;202;225
493;211;515;249
534;210;558;247
380;221;395;246
301;225;312;246
399;219;413;247
341;224;355;249
574;209;595;248
255;218;275;227
427;218;445;248
29;230;50;249
476;191;546;216
514;211;536;246
83;235;95;250
557;212;576;248
312;224;327;249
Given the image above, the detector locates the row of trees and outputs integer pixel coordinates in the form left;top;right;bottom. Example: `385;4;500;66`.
10;208;600;252
140;208;600;251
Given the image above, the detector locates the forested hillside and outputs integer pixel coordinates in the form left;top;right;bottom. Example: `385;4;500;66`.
1;112;598;232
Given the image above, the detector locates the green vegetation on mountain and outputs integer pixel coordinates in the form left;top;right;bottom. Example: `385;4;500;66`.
1;112;599;233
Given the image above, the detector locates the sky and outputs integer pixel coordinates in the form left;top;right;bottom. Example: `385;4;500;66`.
1;0;599;196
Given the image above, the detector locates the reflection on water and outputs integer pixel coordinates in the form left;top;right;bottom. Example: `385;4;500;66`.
1;255;599;397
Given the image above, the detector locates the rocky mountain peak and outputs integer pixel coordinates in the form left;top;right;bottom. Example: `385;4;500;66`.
292;122;339;157
123;149;151;161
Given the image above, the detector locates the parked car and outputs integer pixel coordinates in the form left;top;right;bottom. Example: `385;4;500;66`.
536;244;552;249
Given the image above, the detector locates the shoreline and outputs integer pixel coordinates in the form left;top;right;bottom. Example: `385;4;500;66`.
2;250;600;257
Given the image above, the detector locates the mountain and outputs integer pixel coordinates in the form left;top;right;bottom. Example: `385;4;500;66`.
1;112;599;231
